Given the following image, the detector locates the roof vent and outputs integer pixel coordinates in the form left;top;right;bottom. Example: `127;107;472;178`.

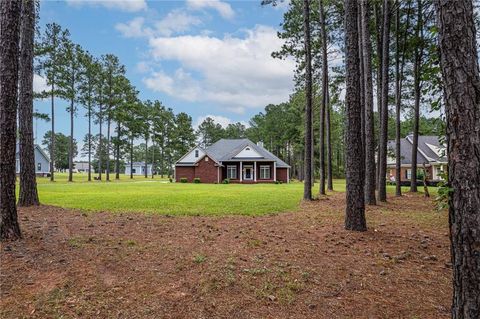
257;141;264;148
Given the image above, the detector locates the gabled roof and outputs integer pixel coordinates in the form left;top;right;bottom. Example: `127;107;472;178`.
16;143;50;162
204;139;290;168
387;135;446;165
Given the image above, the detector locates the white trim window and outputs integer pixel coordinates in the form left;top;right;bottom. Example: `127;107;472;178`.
260;165;271;179
227;165;237;179
406;169;412;180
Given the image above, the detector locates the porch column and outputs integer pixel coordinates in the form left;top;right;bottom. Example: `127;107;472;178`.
254;161;257;182
240;162;243;182
273;161;277;181
287;167;290;183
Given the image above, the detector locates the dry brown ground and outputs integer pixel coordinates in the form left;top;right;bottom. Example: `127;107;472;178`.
1;192;451;319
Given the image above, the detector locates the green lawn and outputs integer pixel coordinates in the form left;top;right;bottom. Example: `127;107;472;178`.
25;173;435;216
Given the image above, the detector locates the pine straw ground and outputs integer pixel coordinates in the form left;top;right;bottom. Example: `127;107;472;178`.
1;192;451;319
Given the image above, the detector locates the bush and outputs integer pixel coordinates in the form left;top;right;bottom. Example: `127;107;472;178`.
222;178;230;184
275;180;283;184
193;177;201;184
169;177;173;183
180;177;188;183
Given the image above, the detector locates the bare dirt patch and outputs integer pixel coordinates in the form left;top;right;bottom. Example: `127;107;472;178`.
1;192;451;318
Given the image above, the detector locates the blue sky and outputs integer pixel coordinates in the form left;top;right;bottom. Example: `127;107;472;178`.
34;0;295;154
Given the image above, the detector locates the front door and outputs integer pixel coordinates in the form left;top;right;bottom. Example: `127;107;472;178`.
244;166;253;180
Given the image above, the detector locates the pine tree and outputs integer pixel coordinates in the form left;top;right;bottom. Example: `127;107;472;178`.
18;0;40;207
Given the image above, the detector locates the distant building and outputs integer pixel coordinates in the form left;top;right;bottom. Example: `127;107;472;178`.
74;161;93;173
15;144;51;176
125;162;153;176
387;135;447;182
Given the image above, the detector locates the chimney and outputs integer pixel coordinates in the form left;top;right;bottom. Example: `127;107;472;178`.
257;141;264;148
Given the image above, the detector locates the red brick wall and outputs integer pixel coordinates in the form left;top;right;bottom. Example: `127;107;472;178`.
175;166;195;182
194;156;219;183
276;167;288;183
388;166;433;182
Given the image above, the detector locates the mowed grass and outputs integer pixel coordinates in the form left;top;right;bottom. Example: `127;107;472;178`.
25;173;437;216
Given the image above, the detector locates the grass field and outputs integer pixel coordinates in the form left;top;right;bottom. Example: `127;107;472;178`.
26;173;436;216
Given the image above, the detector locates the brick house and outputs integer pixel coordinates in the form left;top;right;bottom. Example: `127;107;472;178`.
175;139;290;183
387;135;447;182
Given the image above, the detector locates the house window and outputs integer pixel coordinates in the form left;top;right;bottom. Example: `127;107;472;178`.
195;150;199;158
260;165;271;179
246;147;250;151
406;169;412;180
227;165;237;179
205;157;209;162
132;168;136;174
37;163;41;171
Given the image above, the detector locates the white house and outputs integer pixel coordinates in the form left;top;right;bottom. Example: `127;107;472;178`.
125;162;153;176
15;144;51;176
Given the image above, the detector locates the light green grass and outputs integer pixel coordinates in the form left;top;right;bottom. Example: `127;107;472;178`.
25;173;436;216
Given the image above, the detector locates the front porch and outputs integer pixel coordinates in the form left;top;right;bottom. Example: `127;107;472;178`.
221;161;278;183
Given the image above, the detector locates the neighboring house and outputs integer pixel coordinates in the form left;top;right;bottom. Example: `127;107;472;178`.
74;161;93;173
15;144;51;176
125;162;153;176
387;135;447;182
175;139;290;183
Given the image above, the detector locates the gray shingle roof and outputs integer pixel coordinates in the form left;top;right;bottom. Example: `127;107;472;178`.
205;139;290;168
387;135;446;165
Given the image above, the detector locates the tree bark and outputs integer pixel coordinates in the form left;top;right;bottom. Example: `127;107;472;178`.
106;116;111;181
326;88;333;190
410;0;424;193
87;97;92;182
377;0;392;202
130;137;133;179
360;0;376;205
68;77;74;183
115;121;120;180
436;0;480;317
394;0;411;197
319;0;327;195
344;0;366;231
303;0;313;200
375;2;383;190
18;0;39;207
50;32;56;182
98;103;103;180
0;0;22;241
144;136;148;178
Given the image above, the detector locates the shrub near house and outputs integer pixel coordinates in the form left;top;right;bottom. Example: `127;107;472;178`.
175;139;290;184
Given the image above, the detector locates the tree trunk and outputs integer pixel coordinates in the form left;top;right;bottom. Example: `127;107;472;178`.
130;137;133;179
115;121;120;180
151;139;155;179
50;34;56;182
410;0;423;193
98;104;103;180
360;0;376;205
0;0;22;240
326;88;333;190
395;0;412;197
303;0;313;200
319;0;327;195
377;0;392;202
106;116;111;181
144;136;148;178
87;99;92;182
18;0;39;207
68;95;74;182
375;2;383;190
344;0;366;231
436;0;480;317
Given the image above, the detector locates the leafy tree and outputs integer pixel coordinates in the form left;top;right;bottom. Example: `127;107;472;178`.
197;117;225;147
173;112;196;161
57;40;84;182
42;131;77;171
225;122;246;139
36;22;70;181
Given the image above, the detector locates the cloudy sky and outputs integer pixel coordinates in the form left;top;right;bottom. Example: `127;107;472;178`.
35;0;295;149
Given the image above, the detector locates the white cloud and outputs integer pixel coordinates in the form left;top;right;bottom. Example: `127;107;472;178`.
66;0;147;12
186;0;235;19
115;10;202;38
33;74;49;93
143;25;295;114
